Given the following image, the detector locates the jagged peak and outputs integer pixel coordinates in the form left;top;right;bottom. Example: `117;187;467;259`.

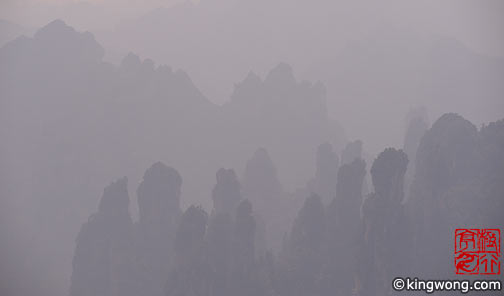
120;52;142;69
370;148;408;195
34;19;98;49
434;112;472;126
429;113;478;136
98;176;129;214
480;118;504;133
34;19;75;39
29;19;104;62
137;162;182;222
215;168;239;185
141;161;182;187
243;71;262;84
264;62;296;86
229;71;263;103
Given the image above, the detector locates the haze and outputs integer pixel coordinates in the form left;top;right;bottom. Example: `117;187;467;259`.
0;1;503;296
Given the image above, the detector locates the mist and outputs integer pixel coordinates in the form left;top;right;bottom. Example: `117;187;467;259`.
1;1;503;296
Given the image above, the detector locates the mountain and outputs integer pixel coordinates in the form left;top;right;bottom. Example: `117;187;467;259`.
95;1;504;154
0;19;215;296
0;19;33;47
304;32;504;151
0;20;343;296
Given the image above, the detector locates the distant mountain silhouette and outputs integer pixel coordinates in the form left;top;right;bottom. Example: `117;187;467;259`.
305;32;504;149
0;19;33;47
0;20;344;296
95;3;504;154
2;1;504;295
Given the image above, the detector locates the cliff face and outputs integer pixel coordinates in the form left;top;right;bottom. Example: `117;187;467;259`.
325;157;366;296
360;148;409;296
408;113;479;277
71;177;134;296
212;168;242;216
136;162;183;296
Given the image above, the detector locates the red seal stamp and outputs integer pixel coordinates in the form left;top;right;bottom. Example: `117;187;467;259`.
455;229;501;275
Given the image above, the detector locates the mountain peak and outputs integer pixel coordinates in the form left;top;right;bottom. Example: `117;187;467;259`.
32;19;104;63
264;62;296;86
121;52;142;69
34;19;74;39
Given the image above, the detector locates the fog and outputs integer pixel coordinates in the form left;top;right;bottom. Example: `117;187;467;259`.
0;1;503;296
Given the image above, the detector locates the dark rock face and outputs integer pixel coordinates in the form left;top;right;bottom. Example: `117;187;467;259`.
71;163;185;296
370;148;409;205
324;158;366;296
412;113;479;201
408;113;504;277
174;206;208;260
136;162;183;296
282;194;326;296
166;205;210;296
70;177;134;296
408;113;479;277
359;148;409;296
212;168;242;216
137;162;182;229
167;197;262;296
475;119;504;226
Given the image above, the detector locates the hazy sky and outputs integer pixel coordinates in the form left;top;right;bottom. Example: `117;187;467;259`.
0;0;186;30
1;0;503;155
1;3;503;296
1;0;503;58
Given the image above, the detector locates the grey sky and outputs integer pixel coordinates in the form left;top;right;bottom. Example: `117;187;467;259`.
1;2;503;296
1;0;503;57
